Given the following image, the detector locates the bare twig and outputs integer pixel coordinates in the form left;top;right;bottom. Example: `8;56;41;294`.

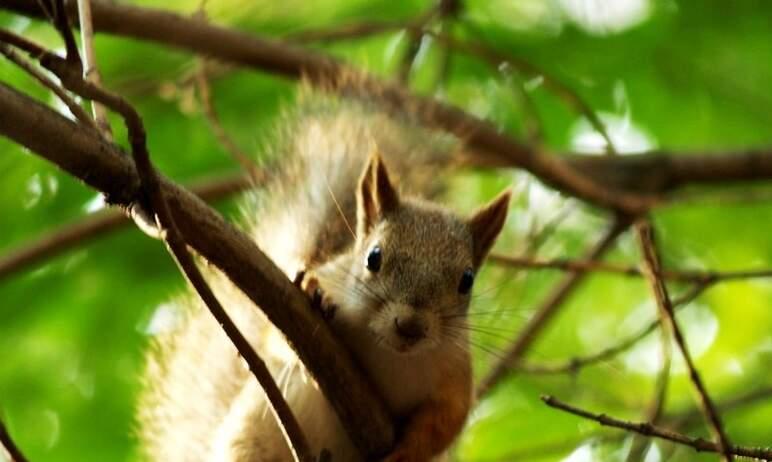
668;386;772;431
516;280;711;375
75;0;111;137
288;20;405;43
625;298;672;462
0;42;95;129
636;220;733;461
290;17;605;153
542;396;772;460
0;28;47;55
194;60;263;183
489;253;772;283
426;28;618;155
0;418;27;462
476;218;630;397
0;172;250;282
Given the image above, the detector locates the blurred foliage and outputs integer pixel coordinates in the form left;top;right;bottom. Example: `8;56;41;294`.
2;0;772;461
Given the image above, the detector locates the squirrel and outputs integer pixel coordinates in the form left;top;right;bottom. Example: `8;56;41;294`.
137;95;511;462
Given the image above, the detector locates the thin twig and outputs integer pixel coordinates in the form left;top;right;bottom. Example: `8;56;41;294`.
194;59;263;183
425;28;618;155
542;396;772;460
668;386;772;431
0;418;27;462
0;28;47;56
395;0;458;84
75;0;111;138
289;16;603;153
0;172;251;282
636;220;733;461
489;253;772;283
0;42;95;129
625;298;672;462
32;9;315;460
476;217;630;397
516;280;712;375
288;20;405;43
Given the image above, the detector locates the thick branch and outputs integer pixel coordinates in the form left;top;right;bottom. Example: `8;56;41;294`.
0;82;394;458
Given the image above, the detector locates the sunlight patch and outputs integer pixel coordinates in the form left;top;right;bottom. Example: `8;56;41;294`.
562;442;593;462
559;0;652;35
143;303;183;335
83;193;107;213
622;301;718;375
569;111;656;155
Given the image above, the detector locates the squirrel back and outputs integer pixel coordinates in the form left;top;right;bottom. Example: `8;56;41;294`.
138;94;510;461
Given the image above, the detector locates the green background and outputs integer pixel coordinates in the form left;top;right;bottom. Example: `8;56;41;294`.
1;0;771;460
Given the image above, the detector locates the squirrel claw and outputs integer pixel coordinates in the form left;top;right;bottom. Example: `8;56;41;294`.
296;271;337;321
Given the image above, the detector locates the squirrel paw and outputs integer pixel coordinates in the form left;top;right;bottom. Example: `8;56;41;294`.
294;270;338;321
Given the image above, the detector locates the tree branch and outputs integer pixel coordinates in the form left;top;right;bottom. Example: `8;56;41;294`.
75;0;111;137
542;395;772;461
0;172;249;281
636;220;733;461
5;0;768;201
0;0;656;214
0;81;394;457
0;42;95;129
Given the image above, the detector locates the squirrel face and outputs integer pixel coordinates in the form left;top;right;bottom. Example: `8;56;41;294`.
331;153;511;356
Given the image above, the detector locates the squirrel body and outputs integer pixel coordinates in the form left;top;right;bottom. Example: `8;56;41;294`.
138;96;510;461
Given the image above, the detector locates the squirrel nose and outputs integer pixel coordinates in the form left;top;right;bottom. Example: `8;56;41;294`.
394;316;426;341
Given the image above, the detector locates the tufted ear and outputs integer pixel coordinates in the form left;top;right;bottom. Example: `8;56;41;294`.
357;151;400;238
468;189;511;267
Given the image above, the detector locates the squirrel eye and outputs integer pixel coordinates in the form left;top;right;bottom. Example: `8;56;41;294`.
366;245;382;272
458;268;475;295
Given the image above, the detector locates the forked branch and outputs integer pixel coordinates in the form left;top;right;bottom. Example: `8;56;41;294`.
636;220;733;461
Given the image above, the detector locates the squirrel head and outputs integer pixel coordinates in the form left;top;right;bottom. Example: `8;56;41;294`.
333;152;511;355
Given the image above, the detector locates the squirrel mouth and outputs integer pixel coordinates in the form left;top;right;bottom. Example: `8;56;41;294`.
391;335;425;354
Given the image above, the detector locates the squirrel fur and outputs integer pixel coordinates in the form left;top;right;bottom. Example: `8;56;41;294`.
137;94;511;461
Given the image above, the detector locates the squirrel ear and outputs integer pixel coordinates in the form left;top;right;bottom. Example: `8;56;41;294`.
468;189;511;266
357;151;400;237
